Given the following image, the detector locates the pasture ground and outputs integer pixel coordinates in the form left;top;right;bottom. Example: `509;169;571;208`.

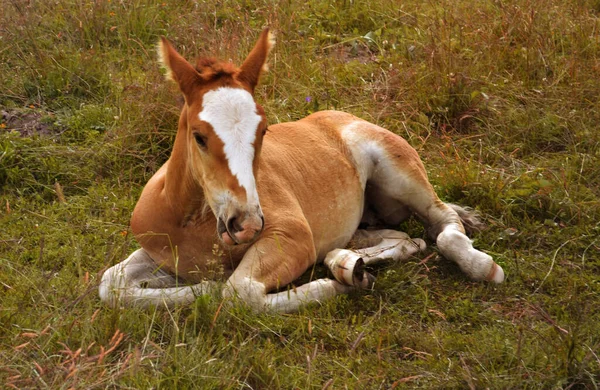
1;0;599;388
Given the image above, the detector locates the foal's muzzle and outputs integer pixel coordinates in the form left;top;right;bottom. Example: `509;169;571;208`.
218;213;264;246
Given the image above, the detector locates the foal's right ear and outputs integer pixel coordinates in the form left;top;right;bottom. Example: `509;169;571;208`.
158;37;201;102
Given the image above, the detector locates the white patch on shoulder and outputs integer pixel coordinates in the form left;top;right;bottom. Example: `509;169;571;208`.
199;87;262;203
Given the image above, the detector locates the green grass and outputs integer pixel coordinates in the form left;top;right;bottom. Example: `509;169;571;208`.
1;0;599;388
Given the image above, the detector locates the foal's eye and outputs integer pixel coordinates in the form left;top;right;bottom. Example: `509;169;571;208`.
193;133;207;149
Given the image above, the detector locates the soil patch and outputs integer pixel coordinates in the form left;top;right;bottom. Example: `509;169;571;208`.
1;109;57;137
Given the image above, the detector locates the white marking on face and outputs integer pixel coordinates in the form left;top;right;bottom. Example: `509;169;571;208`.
199;87;262;204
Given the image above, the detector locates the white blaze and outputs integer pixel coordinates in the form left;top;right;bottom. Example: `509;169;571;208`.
199;87;262;203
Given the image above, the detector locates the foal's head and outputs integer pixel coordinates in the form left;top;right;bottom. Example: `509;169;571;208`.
158;29;274;246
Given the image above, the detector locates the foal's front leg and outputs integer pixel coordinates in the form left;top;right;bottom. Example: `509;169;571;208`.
324;229;426;288
99;249;218;308
224;231;353;313
225;276;353;313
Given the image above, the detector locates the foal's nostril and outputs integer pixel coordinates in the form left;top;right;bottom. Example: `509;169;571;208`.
226;216;243;234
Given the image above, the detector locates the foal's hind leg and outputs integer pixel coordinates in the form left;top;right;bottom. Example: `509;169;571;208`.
324;229;426;288
376;171;505;283
357;132;505;283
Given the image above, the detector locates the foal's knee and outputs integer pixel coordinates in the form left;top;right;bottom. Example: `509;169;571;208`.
223;277;268;312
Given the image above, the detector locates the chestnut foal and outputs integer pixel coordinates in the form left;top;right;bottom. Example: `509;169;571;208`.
99;29;504;313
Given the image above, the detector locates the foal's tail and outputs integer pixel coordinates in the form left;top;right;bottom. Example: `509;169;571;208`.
447;203;486;236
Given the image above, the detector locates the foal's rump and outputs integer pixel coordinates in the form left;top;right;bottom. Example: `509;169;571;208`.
308;112;503;283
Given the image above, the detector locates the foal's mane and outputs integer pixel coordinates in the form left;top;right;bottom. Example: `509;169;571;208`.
195;57;239;82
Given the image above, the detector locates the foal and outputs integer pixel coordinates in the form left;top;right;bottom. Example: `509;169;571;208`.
99;29;504;313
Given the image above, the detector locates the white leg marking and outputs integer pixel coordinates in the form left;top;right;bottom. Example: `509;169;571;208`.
352;229;426;265
266;279;352;313
436;225;505;283
224;276;352;313
324;249;374;288
99;249;217;308
222;276;267;312
324;230;426;288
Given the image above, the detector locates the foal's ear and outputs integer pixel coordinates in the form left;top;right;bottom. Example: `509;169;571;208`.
237;28;275;93
158;37;201;102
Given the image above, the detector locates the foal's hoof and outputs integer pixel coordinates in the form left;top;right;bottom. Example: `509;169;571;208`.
324;249;375;289
486;262;505;284
350;257;376;289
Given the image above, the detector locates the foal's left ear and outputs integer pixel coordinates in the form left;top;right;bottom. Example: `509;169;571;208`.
237;28;275;93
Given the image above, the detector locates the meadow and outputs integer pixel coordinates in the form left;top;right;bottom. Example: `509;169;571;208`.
1;0;599;388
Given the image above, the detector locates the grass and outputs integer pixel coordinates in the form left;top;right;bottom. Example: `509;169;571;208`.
1;0;599;388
